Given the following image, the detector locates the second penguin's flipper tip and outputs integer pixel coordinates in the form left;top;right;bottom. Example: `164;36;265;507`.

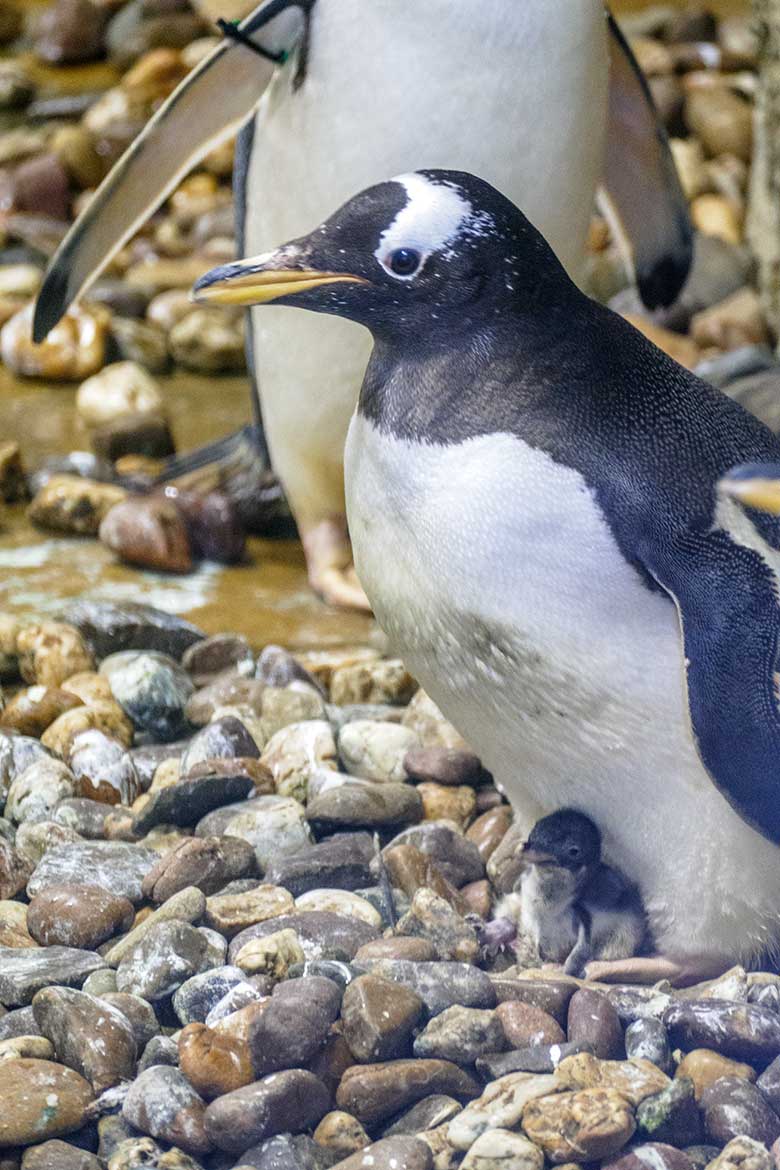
32;263;71;343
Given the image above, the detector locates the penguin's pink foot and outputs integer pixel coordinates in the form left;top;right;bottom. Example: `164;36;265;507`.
584;954;732;987
302;517;372;611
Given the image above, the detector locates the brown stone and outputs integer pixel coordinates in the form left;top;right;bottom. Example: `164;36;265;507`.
0;686;83;736
497;1001;566;1048
383;844;467;913
0;1059;94;1147
676;1049;756;1101
522;1087;636;1163
341;975;424;1063
396;888;479;963
17;622;95;688
685;87;753;163
466;806;513;863
404;747;482;786
27;884;134;950
354;937;437;963
336;1060;480;1127
141;836;256;903
460;880;492;919
567;987;624;1060
0;304;109;381
690;195;743;248
417;782;476;828
178;1022;254;1099
0;441;27;503
204;1069;331;1154
100;495;193;574
32;986;136;1093
314;1111;371;1159
204;884;294;937
0;900;36;948
61;672;113;705
555;1053;670;1107
41;702;133;756
28;475;127;536
0;838;33;901
491;977;577;1027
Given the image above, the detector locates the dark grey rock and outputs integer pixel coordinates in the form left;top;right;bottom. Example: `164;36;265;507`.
238;1133;339;1170
665;1000;780;1067
475;1041;591;1080
0;1004;40;1039
182;634;254;686
490;976;577;1026
100;992;159;1051
122;1065;209;1155
413;1005;503;1064
229;912;379;964
63;600;204;660
0;946;106;1006
132;770;254;833
137;1034;179;1073
256;645;321;692
265;832;375;896
100;651;194;741
636;1077;704;1147
172;965;248;1025
382;1095;462;1137
361;960;496;1017
248;976;342;1075
724;369;780;433
32;985;136;1093
128;740;188;791
28;841;157;904
626;1017;672;1073
54;798;110;839
307;783;422;830
384;823;484;887
204;1070;331;1154
19;1139;102;1170
603;1145;695;1170
758;1053;780;1112
0;732;51;797
116;921;208;1001
701;1076;780;1146
181;716;260;773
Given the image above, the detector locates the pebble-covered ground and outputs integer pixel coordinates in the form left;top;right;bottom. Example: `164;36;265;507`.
5;4;780;1170
2;601;780;1170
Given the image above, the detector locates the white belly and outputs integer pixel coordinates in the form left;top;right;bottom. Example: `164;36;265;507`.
244;0;608;521
345;414;780;964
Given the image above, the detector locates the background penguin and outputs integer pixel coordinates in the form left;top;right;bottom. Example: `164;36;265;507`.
720;464;780;515
193;169;780;981
495;809;648;977
33;0;692;608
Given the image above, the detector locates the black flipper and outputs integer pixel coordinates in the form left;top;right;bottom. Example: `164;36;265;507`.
604;10;693;309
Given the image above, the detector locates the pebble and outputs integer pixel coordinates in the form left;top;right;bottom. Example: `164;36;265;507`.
183;715;261;772
701;1076;780;1145
261;720;336;801
32;986;136;1092
297;889;381;927
491;977;576;1027
115;921;208;1000
141;836;256;902
101;992;158;1050
341;974;424;1062
0;1058;94;1147
626;1018;672;1073
339;721;418;783
330;659;417;706
710;1138;774;1170
567;987;625;1060
496;1001;565;1049
223;796;313;871
685;87;752;162
364;959;495;1016
523;1087;635;1163
6;757;76;824
100;496;193;574
417;783;476;828
247;975;341;1074
104;886;205;965
42;701;134;756
123;1065;210;1155
266;832;374;897
1;686;81;739
556;1052;670;1106
404;747;483;786
0;837;32;899
384;1096;462;1137
77;361;164;428
17;622;95;688
676;1048;756;1099
204;883;294;937
314;1111;371;1159
261;686;327;738
475;1043;589;1081
0;945;106;1006
100;650;193;741
21;1140;103;1170
28;475;127;537
187;673;265;725
168;307;244;372
234;927;305;978
1;303;108;380
203;1069;331;1153
665;1000;780;1066
415;1006;506;1064
401;690;470;751
604;1145;695;1170
178;1021;254;1098
64;600;204;661
330;1138;433;1170
460;1129;542;1170
27;884;134;950
172;965;249;1025
448;1072;558;1149
338;1060;480;1127
29;840;157;904
307;781;423;830
396;888;478;962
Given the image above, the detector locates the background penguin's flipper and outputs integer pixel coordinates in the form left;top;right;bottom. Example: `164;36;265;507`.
603;10;693;310
647;524;780;844
32;0;306;343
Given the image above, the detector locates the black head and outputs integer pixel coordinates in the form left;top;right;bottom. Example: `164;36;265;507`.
523;809;602;871
193;169;569;340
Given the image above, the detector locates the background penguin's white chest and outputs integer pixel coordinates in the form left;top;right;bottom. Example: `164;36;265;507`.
345;414;780;963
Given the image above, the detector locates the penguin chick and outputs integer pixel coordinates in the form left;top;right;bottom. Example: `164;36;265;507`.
496;809;647;977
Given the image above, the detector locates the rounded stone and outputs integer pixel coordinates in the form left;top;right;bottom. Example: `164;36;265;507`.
0;1058;94;1146
567;987;624;1060
27;884;134;950
497;1001;566;1049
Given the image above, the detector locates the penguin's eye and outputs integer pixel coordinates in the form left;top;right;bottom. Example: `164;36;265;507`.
567;845;581;860
387;248;422;278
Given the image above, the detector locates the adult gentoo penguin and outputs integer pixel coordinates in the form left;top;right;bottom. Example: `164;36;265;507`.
193;169;780;978
32;1;692;609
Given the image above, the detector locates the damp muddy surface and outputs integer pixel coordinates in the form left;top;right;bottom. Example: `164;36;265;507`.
0;365;375;648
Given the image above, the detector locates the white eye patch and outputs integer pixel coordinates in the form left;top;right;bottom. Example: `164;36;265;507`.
374;172;473;279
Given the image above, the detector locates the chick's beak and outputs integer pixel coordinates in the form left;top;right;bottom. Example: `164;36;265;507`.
720;467;780;517
521;847;555;866
193;251;369;307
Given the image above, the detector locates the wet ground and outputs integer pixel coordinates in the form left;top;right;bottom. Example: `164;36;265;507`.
0;0;747;649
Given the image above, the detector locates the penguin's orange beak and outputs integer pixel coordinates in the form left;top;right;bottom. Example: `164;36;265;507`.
719;464;780;517
193;253;368;306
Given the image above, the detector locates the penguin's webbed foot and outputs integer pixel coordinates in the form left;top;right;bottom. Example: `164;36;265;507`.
301;516;372;611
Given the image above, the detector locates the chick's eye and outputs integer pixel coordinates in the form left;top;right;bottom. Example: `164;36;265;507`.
567;845;581;860
388;248;422;277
